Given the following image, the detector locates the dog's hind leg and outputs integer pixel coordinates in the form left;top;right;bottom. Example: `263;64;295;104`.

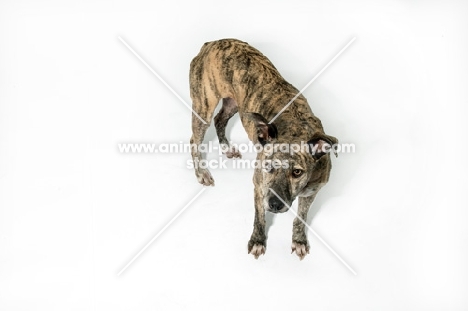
190;92;220;186
214;97;241;158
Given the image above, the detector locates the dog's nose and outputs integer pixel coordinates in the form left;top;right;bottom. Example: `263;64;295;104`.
268;197;284;212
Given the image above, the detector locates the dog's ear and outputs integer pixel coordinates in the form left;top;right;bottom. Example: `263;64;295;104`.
307;133;339;159
243;112;278;145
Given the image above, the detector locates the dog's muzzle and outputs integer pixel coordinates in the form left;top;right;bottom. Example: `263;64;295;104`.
267;196;288;213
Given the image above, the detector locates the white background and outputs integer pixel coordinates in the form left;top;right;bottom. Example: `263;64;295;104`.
1;0;467;310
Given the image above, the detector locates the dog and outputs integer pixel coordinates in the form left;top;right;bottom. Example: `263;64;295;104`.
189;39;338;260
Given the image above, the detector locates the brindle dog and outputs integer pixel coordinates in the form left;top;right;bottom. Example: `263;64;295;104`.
189;39;338;260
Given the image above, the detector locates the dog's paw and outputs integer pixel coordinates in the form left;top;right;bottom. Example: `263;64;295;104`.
291;241;310;260
225;146;242;159
248;240;266;259
249;244;266;259
195;169;215;186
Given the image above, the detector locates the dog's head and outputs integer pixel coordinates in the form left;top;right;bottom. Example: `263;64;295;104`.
246;112;338;213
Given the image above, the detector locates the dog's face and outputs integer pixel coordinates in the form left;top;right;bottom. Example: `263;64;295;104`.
246;113;337;213
260;150;314;213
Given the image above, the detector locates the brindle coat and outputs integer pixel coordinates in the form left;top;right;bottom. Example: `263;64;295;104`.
189;39;338;260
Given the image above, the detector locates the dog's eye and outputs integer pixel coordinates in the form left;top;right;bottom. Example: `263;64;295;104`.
292;169;303;178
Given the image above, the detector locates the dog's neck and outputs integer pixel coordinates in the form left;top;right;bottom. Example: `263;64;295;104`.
269;98;325;142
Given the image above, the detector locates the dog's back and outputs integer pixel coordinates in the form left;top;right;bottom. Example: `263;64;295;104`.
190;39;282;102
189;39;324;140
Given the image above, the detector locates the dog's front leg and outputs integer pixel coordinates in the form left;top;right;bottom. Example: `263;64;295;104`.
248;184;266;259
292;194;317;260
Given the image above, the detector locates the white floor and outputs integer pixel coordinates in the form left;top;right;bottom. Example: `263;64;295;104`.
1;0;467;310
